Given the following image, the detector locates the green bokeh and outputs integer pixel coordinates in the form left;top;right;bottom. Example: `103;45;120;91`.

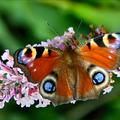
0;0;120;120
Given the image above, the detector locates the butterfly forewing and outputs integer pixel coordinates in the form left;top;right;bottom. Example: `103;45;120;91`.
79;33;120;70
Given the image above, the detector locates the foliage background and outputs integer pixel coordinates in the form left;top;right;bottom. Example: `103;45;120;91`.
0;0;120;120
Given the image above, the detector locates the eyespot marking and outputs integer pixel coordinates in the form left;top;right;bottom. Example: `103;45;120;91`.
39;71;58;99
92;72;105;85
43;80;56;94
87;65;109;90
108;34;116;44
24;48;32;57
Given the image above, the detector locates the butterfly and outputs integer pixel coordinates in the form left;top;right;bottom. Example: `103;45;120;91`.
14;31;120;106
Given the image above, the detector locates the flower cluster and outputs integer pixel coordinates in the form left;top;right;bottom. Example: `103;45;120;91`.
0;50;50;108
29;27;76;50
80;25;107;40
0;27;119;108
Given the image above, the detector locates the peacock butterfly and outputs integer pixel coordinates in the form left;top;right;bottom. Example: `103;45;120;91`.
14;30;120;106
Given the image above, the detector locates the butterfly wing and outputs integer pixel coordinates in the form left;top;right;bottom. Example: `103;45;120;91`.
79;33;120;70
75;62;110;101
39;64;75;106
74;33;120;101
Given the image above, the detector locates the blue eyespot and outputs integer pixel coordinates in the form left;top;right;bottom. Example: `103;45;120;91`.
92;72;105;85
17;50;32;65
17;50;24;64
43;80;56;94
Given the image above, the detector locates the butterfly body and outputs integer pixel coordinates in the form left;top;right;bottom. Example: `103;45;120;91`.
14;32;120;105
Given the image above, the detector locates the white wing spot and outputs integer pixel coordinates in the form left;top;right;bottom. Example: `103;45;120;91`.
108;56;112;59
29;63;33;68
110;50;115;53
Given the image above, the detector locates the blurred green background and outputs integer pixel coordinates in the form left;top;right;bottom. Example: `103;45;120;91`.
0;0;120;120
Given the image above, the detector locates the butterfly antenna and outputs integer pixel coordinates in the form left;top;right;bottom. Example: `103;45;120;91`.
46;21;60;36
75;19;83;37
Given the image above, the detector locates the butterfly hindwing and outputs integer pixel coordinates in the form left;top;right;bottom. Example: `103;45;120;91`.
39;65;74;105
75;62;110;100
